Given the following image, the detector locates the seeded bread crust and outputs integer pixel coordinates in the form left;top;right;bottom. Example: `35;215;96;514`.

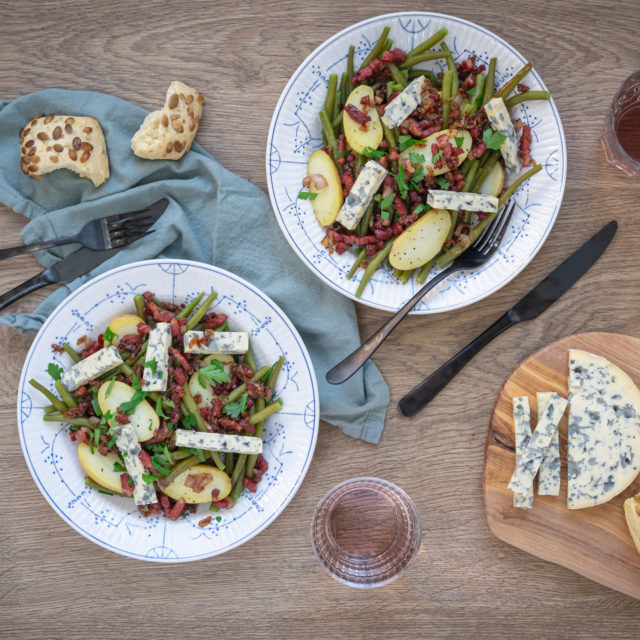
624;494;640;554
19;114;109;187
131;81;205;160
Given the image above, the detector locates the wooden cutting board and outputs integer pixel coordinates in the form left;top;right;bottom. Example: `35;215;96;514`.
484;332;640;600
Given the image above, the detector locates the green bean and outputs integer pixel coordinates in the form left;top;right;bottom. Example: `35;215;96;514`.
355;240;393;298
128;341;148;366
398;270;414;284
416;259;434;285
157;455;201;488
231;457;248;498
388;62;407;88
468;74;485;116
498;163;542;209
43;404;56;415
356;200;375;236
210;451;225;471
347;45;355;93
225;365;271;403
182;384;208;432
408;69;441;88
62;343;81;363
171;449;194;462
382;122;397;150
332;108;343;130
483;57;497;106
494;62;532;100
439;42;458;95
347;250;367;280
134;294;145;319
29;379;67;414
225;451;235;475
441;70;453;129
243;347;257;372
446;210;459;242
400;50;449;70
339;72;348;107
406;27;448;59
319;110;337;152
459;157;472;176
324;74;338;120
231;453;247;487
55;380;78;409
505;90;551;109
247;399;282;426
186;290;218;330
176;292;204;319
471;152;500;192
360;26;390;69
383;38;393;52
44;414;93;428
463;159;480;192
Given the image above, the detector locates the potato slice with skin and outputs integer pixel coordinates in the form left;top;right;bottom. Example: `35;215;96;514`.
162;463;231;504
478;162;505;197
188;354;235;408
307;150;343;226
343;85;383;154
389;209;451;270
77;442;124;494
399;128;472;177
105;314;143;347
97;380;159;442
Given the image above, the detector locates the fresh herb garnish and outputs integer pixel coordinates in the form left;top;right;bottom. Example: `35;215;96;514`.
113;461;127;473
431;150;443;164
119;374;147;414
182;413;197;430
410;164;425;189
380;193;395;210
409;152;425;165
215;516;222;522
399;135;424;152
105;376;116;399
482;128;507;150
436;176;450;190
155;396;169;419
395;166;409;199
144;358;157;376
361;146;387;159
298;191;318;200
47;363;64;381
223;392;249;419
142;473;158;484
150;455;172;476
381;209;391;222
413;203;431;215
103;327;116;344
93;425;100;448
181;446;205;462
455;136;464;147
198;360;231;388
91;395;102;417
335;150;349;156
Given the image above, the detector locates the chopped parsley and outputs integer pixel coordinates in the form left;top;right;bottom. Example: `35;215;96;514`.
409;152;425;165
143;358;158;376
91;395;102;417
399;135;423;152
455;136;464;147
298;191;318;200
105;376;116;398
113;461;127;473
436;176;450;190
413;203;431;215
395;166;409;199
198;360;231;388
182;413;198;430
431;150;443;164
409;164;425;189
223;392;249;419
215;516;222;523
103;327;117;344
142;473;158;484
150;455;172;476
119;374;147;414
155;396;169;419
380;193;395;210
381;209;391;222
361;146;387;159
47;363;64;381
482;128;507;150
335;150;349;156
181;446;206;462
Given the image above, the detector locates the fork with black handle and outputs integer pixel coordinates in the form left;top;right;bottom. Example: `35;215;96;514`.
325;202;517;385
0;201;165;261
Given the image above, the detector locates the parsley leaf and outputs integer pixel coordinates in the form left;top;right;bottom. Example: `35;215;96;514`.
436;177;450;190
182;413;197;430
198;360;231;388
298;191;318;200
380;193;395;210
91;395;102;417
223;392;249;419
409;152;425;165
181;446;205;462
142;473;158;484
47;363;64;381
105;376;116;398
431;150;443;164
155;396;169;420
113;461;127;473
150;455;172;476
103;327;117;344
144;358;157;376
119;375;147;414
395;166;409;199
381;209;391;222
413;203;431;215
361;146;387;159
398;135;414;152
455;136;464;147
482;128;507;150
410;164;425;188
215;516;222;523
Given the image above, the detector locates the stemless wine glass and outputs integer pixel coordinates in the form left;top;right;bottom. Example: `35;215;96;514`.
310;477;421;588
601;70;640;176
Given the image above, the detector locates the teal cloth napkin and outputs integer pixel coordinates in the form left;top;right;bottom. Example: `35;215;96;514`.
0;89;389;443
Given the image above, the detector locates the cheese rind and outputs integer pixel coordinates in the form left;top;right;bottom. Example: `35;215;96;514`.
537;392;561;496
381;76;427;128
335;161;387;230
512;396;533;508
183;331;249;355
426;191;498;213
508;392;567;495
174;429;263;455
483;97;521;175
114;424;158;505
142;322;172;392
61;346;123;390
567;350;640;509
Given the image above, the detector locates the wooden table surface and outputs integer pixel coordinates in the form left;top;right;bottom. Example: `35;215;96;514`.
1;1;640;638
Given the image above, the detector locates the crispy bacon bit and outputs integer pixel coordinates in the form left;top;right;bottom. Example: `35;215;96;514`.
120;473;134;497
519;124;533;166
63;401;89;419
198;516;212;528
138;449;158;473
169;347;191;371
219;416;243;432
340;167;355;197
517;84;529;93
70;426;91;443
168;497;186;521
381;48;406;64
184;472;213;494
212;497;234;509
472;141;487;158
201;313;227;330
352;58;385;84
51;343;65;353
244;477;258;493
344;103;371;126
138;502;162;517
137;322;152;335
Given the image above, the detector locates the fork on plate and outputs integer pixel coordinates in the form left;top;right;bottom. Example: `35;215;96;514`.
326;202;517;385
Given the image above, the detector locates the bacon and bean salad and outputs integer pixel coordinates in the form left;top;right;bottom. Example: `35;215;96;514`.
299;26;551;295
30;290;283;522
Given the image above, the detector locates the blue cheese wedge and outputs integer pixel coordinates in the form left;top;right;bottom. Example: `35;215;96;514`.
61;346;123;391
381;75;427;128
567;350;640;509
483;97;521;175
512;396;533;509
114;424;158;505
174;429;262;455
142;322;172;392
336;160;387;230
508;392;567;496
183;330;249;355
537;392;561;496
426;191;498;213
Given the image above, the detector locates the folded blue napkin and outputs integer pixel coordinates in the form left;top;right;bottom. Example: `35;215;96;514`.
0;89;389;443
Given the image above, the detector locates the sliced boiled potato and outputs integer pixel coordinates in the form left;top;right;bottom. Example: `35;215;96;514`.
343;84;383;154
307;149;343;226
399;128;472;177
162;463;231;504
105;313;143;347
389;209;451;270
188;354;235;408
97;380;159;442
77;442;124;494
478;162;505;197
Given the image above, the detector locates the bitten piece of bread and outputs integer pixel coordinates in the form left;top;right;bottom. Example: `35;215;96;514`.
624;494;640;555
131;81;205;160
19;114;109;187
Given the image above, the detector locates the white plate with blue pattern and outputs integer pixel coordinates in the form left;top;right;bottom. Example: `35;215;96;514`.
266;12;566;313
17;260;319;562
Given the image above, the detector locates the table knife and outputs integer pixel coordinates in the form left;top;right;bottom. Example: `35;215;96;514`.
397;220;617;418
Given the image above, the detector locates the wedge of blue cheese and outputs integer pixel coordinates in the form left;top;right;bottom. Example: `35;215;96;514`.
537;392;561;496
336;160;387;230
61;346;123;391
174;429;262;455
114;424;158;505
512;396;533;509
567;350;640;509
483;97;521;175
381;75;427;128
183;330;249;355
142;322;171;392
508;392;567;496
426;191;498;213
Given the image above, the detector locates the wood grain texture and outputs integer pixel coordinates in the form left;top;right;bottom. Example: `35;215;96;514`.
485;333;640;600
1;1;640;638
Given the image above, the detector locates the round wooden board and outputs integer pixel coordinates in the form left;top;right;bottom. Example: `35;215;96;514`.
484;332;640;600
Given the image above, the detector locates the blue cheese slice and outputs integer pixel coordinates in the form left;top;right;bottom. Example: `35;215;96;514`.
537;392;561;496
183;330;249;355
567;350;640;509
512;396;533;509
483;97;521;175
61;346;123;391
508;392;567;495
426;191;498;213
336;160;387;230
174;429;262;455
142;322;172;392
381;75;427;128
114;424;158;505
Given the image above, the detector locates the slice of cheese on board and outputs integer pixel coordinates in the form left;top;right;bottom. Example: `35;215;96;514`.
537;392;561;496
512;396;533;508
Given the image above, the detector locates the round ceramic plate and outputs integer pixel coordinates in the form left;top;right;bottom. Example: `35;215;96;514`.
266;12;566;313
17;260;319;562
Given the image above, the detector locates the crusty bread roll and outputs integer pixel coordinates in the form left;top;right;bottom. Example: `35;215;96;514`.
19;114;109;187
131;81;205;160
624;494;640;554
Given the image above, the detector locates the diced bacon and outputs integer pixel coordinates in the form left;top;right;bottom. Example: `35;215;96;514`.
120;473;134;497
184;473;213;494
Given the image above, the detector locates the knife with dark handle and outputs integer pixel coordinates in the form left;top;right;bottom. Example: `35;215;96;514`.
398;220;618;418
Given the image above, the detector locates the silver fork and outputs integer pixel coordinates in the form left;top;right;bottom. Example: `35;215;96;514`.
326;202;517;385
0;205;160;261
